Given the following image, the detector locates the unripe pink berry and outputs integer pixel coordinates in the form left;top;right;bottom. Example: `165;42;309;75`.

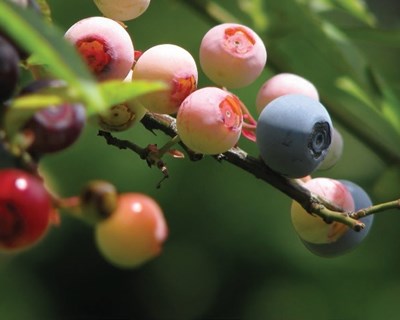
256;73;319;114
64;16;134;81
199;23;267;89
93;0;151;21
95;193;168;268
291;178;355;244
131;44;198;115
176;87;243;155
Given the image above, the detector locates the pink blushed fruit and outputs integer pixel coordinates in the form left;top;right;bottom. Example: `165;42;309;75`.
131;44;198;114
256;73;319;114
93;0;151;21
176;87;243;155
291;178;355;244
64;16;134;81
199;23;267;89
95;193;168;268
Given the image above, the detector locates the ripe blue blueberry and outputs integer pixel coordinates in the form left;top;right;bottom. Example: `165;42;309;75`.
303;180;374;257
256;94;332;178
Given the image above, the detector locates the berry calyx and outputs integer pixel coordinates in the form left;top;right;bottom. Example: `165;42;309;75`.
76;37;112;74
223;26;255;55
64;16;134;81
80;180;118;223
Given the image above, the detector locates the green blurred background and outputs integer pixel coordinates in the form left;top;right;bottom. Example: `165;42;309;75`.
2;0;400;319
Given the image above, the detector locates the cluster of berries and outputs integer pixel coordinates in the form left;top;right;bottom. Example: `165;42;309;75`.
0;0;374;264
0;0;167;269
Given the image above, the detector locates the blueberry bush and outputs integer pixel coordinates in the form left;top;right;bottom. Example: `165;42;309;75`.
1;0;400;319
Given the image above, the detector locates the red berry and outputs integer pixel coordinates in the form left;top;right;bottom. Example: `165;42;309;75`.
95;193;168;268
0;169;53;251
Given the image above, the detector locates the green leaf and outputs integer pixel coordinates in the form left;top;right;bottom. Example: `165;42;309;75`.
98;80;168;115
331;0;376;26
4;85;78;137
4;80;167;137
36;0;52;22
238;0;268;32
345;28;400;48
12;94;67;109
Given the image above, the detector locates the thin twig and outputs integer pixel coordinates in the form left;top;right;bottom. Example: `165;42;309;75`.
351;199;400;219
97;130;148;159
100;112;369;231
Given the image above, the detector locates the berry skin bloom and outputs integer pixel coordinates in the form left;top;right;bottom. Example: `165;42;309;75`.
64;16;134;81
95;193;168;268
176;87;243;155
0;169;53;252
132;43;198;115
199;23;267;89
256;94;332;178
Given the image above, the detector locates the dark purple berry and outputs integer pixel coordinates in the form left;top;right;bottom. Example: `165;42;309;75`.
20;79;86;156
0;35;20;103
